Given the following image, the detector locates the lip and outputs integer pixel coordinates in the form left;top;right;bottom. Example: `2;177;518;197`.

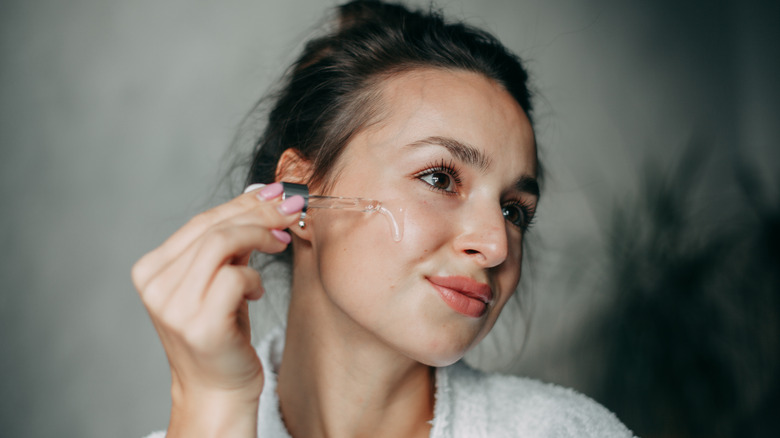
427;275;493;318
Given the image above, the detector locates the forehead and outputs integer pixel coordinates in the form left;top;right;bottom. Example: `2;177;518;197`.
350;68;537;176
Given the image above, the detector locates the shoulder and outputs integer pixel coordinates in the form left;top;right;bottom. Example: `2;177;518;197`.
435;362;635;438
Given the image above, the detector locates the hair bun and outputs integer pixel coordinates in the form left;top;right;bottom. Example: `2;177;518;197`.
336;0;407;33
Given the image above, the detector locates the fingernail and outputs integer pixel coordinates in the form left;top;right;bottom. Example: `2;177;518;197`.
277;195;305;215
243;183;266;194
270;229;292;244
257;182;284;201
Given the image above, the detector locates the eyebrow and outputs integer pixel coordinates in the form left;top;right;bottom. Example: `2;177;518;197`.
515;175;540;198
406;135;539;197
406;136;491;171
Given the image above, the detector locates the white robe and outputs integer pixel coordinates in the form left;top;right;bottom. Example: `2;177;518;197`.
144;327;634;437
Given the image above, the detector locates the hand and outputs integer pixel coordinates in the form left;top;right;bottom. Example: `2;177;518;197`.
132;182;303;436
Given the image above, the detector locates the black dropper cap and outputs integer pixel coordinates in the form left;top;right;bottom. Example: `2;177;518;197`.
281;182;309;213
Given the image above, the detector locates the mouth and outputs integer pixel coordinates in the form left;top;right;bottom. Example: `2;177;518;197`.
427;275;493;318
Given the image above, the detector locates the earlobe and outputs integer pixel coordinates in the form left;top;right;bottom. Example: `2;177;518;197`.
289;214;314;243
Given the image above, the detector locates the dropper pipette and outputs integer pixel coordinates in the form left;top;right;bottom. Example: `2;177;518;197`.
281;182;381;212
281;182;403;241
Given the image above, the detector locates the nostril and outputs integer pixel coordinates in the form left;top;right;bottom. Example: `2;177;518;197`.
465;249;479;255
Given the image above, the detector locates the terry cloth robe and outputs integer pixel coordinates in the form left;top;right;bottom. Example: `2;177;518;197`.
144;327;635;438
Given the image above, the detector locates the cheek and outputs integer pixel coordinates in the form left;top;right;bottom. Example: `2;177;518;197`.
310;204;424;302
508;241;523;282
392;197;457;261
494;245;523;308
310;198;455;303
313;209;396;275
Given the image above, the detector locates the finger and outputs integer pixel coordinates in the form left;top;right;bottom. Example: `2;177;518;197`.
134;189;273;287
147;202;298;299
176;266;262;353
203;265;264;320
176;224;292;303
138;261;189;313
161;264;263;335
157;189;298;269
134;186;295;289
136;197;300;315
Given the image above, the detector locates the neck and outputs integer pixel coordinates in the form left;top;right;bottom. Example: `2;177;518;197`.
276;251;434;438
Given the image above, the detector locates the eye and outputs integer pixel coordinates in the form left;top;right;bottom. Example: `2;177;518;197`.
502;204;524;227
502;202;535;231
414;159;461;194
419;171;456;192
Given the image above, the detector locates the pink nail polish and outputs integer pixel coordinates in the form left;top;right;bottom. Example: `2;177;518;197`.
270;229;291;244
277;195;305;215
257;182;284;201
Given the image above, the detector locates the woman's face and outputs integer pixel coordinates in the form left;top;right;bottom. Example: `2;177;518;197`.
304;68;538;366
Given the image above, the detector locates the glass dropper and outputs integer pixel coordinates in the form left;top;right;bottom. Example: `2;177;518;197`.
281;182;403;241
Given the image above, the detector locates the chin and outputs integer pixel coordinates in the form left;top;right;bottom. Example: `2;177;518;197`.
400;325;489;367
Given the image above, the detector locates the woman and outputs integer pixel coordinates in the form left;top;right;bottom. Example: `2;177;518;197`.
136;1;633;436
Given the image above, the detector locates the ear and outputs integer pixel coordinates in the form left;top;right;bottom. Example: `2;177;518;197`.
276;149;314;242
275;148;313;184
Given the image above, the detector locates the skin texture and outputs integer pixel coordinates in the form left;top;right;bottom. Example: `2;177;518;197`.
133;68;537;438
279;68;537;438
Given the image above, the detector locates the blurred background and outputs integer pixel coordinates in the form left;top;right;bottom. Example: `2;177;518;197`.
1;0;777;436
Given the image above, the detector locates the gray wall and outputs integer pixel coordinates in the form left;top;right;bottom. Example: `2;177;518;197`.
1;0;777;436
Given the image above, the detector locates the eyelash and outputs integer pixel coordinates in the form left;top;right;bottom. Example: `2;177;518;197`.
414;160;536;232
413;159;462;195
503;199;537;232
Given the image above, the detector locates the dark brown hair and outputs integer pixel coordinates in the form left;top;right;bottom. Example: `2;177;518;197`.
245;0;534;191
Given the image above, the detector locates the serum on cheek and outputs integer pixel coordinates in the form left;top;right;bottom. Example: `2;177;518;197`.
281;182;405;242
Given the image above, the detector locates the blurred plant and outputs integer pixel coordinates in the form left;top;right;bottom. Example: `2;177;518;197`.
590;142;779;438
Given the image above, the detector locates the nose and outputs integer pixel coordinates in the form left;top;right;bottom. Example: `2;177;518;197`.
452;204;509;268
